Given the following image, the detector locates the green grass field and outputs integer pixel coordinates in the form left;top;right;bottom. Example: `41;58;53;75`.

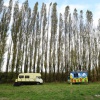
0;82;100;100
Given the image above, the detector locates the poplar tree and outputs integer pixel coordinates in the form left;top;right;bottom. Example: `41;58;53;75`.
5;0;13;73
49;3;53;82
79;10;85;70
51;3;58;81
68;14;72;71
35;12;40;73
27;2;38;73
58;13;65;81
25;7;31;73
57;13;63;81
72;8;78;70
96;19;100;80
46;2;52;81
41;3;47;77
0;5;6;71
86;10;93;80
32;2;38;73
11;1;19;73
98;21;100;79
16;8;24;73
64;6;69;79
40;3;45;74
21;0;30;73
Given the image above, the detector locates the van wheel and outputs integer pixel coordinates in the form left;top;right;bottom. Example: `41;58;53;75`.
20;82;24;86
37;82;40;85
13;82;21;86
13;82;17;86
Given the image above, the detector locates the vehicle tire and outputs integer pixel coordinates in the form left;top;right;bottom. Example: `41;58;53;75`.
13;82;20;86
13;82;17;86
36;82;40;85
20;82;22;86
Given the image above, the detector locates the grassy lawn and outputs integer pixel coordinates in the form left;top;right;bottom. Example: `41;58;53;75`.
0;82;100;100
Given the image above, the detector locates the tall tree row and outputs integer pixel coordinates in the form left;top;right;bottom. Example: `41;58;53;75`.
0;0;100;82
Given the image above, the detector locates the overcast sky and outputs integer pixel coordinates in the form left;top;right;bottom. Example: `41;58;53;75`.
4;0;100;27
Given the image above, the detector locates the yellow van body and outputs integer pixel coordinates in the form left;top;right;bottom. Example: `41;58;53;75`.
14;73;43;86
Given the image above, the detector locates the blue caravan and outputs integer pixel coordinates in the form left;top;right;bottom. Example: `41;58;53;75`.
69;71;88;84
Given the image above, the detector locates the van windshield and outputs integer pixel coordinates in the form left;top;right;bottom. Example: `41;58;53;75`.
36;76;41;79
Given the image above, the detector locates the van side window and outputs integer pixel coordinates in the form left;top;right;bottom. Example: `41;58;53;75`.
25;76;29;78
19;75;24;78
74;73;78;77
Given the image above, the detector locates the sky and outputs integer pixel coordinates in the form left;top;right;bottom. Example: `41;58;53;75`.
4;0;100;27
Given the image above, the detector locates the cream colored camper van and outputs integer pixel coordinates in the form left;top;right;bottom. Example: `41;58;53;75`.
14;73;43;86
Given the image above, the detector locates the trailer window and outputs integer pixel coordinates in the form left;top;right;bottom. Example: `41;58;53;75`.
19;75;24;78
74;73;78;77
25;76;29;78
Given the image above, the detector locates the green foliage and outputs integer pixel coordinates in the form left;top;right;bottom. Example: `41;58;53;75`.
0;72;18;83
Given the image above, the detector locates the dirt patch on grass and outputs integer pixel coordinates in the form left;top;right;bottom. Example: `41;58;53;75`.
84;95;95;100
0;97;9;100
